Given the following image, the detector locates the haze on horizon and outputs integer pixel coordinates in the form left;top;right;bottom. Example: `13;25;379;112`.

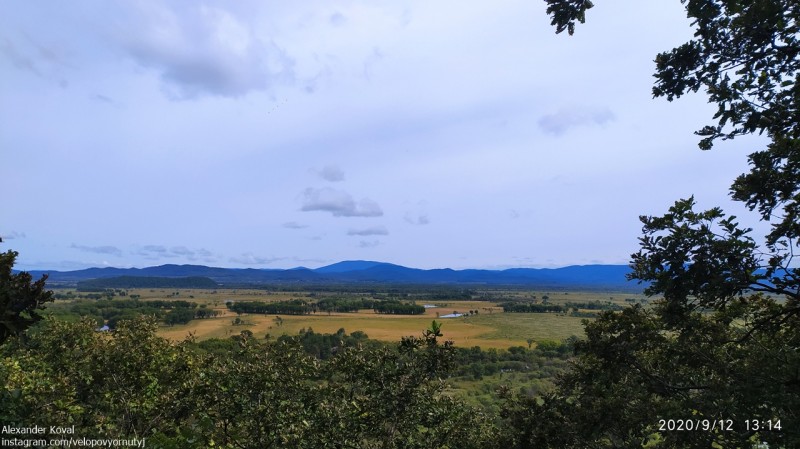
1;1;768;272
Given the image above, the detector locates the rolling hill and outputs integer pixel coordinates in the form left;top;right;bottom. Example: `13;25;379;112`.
24;260;642;290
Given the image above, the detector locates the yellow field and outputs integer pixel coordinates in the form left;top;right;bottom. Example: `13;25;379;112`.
155;299;592;349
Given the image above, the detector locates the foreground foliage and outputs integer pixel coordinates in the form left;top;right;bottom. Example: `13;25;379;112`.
0;250;53;345
1;316;496;449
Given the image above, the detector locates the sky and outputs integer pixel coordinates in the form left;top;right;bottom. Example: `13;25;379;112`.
1;1;770;271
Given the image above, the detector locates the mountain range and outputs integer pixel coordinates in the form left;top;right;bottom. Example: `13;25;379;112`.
25;260;644;291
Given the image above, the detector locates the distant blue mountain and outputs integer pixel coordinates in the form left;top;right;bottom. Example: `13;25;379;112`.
314;260;388;273
25;261;642;290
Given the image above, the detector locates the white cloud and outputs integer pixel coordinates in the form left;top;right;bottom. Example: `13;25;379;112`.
404;213;429;225
347;226;388;236
0;38;39;75
195;249;216;262
317;165;345;182
283;221;308;229
0;34;71;87
300;188;383;217
358;240;380;248
71;244;123;257
404;201;430;225
92;94;114;104
2;231;26;240
170;246;195;257
538;107;615;135
136;245;215;261
138;245;168;256
329;12;346;27
120;3;294;99
229;252;283;265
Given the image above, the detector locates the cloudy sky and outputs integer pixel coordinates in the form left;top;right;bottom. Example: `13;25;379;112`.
1;1;768;271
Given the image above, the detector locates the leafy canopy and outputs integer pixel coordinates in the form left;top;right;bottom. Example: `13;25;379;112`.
0;250;53;345
2;317;496;449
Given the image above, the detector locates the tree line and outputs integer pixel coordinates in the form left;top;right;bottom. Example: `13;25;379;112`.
226;299;313;315
46;298;219;328
227;298;426;315
373;300;426;315
77;276;218;290
501;301;624;315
